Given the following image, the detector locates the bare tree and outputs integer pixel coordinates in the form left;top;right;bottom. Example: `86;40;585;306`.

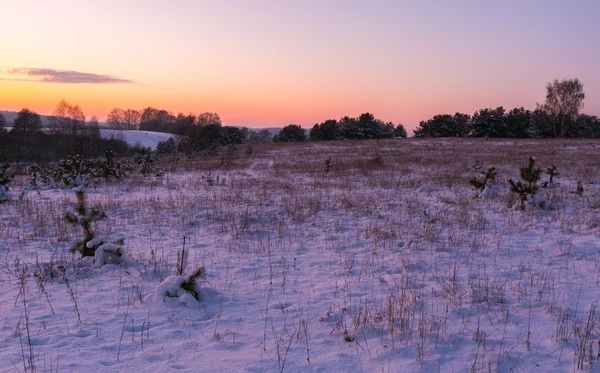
196;112;221;127
107;108;125;130
49;100;86;136
123;109;141;130
539;78;585;137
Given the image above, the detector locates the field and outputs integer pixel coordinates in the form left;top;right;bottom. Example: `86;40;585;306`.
1;138;600;373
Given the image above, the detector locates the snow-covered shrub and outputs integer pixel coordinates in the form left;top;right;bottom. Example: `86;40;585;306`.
26;163;56;190
145;267;207;308
27;163;43;190
90;239;126;267
508;157;541;210
133;147;157;174
56;153;94;188
94;151;122;180
156;137;177;155
64;187;107;257
526;193;557;210
0;158;10;203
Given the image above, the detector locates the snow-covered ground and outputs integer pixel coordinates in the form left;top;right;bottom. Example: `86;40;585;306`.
1;138;599;372
4;128;175;150
100;130;175;150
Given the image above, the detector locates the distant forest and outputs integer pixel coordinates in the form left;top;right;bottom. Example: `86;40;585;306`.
1;78;598;162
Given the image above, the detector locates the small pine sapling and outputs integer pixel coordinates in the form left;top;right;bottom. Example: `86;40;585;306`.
28;163;43;190
324;157;333;176
204;171;216;186
469;160;497;192
0;157;10;203
180;267;207;301
508;157;542;210
574;181;584;196
64;188;107;257
543;164;560;188
56;153;94;187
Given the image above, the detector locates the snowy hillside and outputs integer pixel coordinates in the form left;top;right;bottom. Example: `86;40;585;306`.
1;139;600;372
100;130;175;149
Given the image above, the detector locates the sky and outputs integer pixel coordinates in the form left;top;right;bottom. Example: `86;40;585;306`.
1;0;599;132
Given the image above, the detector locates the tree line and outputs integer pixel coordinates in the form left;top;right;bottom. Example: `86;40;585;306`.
0;103;133;163
414;79;599;138
272;113;407;143
0;101;275;161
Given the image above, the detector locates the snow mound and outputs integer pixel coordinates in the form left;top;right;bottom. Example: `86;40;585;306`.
416;184;435;194
480;185;499;199
93;243;126;268
526;194;557;210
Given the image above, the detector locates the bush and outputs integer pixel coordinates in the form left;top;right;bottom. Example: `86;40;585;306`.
55;153;94;187
156;137;177;154
133;147;157;174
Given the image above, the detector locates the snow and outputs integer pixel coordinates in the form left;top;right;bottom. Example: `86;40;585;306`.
1;138;600;372
100;130;175;150
480;185;499;199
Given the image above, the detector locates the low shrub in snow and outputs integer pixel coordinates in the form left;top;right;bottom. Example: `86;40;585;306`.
133;147;157;174
56;153;94;188
145;267;207;308
94;151;123;180
469;160;497;194
543;164;560;188
82;238;126;268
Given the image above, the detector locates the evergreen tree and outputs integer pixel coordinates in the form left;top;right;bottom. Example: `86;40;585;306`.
505;107;532;138
508;157;542;209
274;124;306;142
413;113;470;137
471;107;507;137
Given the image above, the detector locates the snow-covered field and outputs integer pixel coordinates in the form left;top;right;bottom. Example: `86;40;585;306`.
1;138;600;372
100;130;174;150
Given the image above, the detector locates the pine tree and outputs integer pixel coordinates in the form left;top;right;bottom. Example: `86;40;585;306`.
64;188;107;256
544;165;560;187
469;160;497;192
180;267;207;300
508;157;541;209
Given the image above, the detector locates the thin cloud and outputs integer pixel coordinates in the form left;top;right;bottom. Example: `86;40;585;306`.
4;68;135;84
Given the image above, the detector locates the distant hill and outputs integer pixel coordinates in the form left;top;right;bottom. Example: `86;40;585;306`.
0;110;111;127
0;110;52;125
100;130;175;150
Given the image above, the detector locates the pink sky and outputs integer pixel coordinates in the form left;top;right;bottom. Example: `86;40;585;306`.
1;1;599;132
